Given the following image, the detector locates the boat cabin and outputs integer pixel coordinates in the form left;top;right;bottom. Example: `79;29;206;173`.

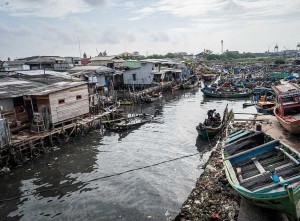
273;83;300;116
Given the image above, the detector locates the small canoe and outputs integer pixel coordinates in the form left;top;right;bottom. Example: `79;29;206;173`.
172;84;183;91
182;80;199;89
108;114;152;132
196;105;234;139
223;130;300;220
141;93;162;103
243;103;255;108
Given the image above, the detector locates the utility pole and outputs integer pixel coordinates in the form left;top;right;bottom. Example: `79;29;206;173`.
78;36;82;58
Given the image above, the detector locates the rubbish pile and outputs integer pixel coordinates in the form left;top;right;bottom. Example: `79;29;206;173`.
174;144;240;221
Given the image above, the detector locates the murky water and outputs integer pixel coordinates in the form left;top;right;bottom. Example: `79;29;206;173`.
0;88;256;221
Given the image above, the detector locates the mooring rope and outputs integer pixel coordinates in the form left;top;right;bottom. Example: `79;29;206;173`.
0;151;204;203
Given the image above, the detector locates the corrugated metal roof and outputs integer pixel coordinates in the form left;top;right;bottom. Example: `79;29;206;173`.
273;83;300;94
68;65;114;76
124;60;141;69
3;60;25;66
0;78;45;98
27;81;87;96
90;56;119;61
140;59;168;63
14;70;78;85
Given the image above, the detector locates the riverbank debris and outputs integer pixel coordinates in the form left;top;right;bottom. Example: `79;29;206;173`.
175;143;240;221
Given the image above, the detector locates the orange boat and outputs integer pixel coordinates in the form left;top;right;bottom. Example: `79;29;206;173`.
273;83;300;134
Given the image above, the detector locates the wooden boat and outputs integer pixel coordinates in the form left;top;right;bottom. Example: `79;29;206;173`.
201;84;252;98
273;83;300;134
108;114;153;132
223;129;300;220
119;101;133;105
140;93;162;103
196;105;234;139
172;83;183;91
182;80;199;89
254;101;276;115
243;103;255;108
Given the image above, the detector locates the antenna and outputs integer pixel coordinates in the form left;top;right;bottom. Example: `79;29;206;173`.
78;36;82;58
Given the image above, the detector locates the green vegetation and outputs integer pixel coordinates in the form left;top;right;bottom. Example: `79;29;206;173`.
274;58;286;64
143;52;291;65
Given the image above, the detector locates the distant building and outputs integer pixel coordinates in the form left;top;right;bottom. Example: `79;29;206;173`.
16;56;74;71
1;60;30;71
65;57;82;66
89;56;124;69
176;52;188;56
68;65;115;88
183;54;195;60
122;59;176;86
123;60;154;87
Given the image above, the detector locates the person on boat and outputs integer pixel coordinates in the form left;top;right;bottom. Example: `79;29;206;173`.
207;109;216;120
213;112;221;122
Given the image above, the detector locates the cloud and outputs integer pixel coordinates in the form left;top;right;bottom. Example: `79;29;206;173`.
0;21;32;36
149;32;170;42
130;0;300;22
0;0;114;17
128;6;156;20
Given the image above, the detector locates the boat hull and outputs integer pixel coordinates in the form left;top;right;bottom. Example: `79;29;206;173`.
196;127;221;139
255;105;274;115
224;165;300;220
274;108;300;134
202;90;251;98
182;82;199;89
223;130;300;220
141;95;162;103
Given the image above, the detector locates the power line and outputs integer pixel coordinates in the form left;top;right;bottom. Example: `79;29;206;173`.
0;152;202;203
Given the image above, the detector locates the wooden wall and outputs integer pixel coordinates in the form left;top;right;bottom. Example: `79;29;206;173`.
48;84;89;124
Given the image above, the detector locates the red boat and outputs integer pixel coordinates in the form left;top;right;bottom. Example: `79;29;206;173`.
273;83;300;134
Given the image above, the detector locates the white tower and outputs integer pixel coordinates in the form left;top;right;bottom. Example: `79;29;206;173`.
221;40;224;54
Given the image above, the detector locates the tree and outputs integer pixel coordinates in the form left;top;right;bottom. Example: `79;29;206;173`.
83;52;87;58
274;58;285;64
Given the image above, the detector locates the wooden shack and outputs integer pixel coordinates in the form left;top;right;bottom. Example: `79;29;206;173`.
0;78;44;129
27;81;89;128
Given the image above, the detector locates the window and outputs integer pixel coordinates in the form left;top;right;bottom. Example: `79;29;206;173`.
58;99;65;104
132;73;136;81
76;95;82;100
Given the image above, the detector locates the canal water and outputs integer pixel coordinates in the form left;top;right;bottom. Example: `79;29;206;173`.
0;88;256;221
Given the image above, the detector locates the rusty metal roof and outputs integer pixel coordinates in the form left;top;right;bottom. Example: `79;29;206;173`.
273;83;300;94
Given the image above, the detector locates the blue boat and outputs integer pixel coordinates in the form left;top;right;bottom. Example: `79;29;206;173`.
254;101;276;115
223;130;300;220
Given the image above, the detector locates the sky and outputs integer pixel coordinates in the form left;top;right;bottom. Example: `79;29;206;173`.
0;0;300;60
